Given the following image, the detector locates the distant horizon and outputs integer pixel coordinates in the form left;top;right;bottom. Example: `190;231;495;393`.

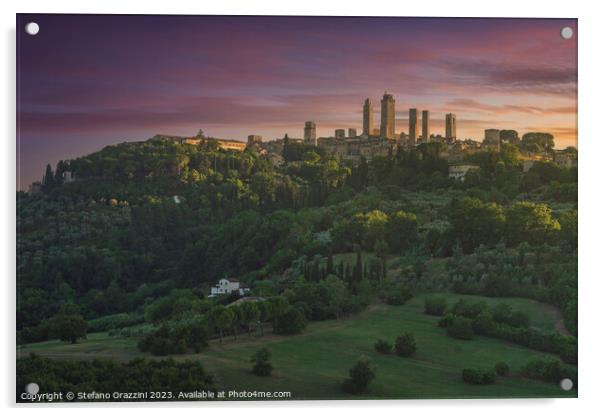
17;14;577;189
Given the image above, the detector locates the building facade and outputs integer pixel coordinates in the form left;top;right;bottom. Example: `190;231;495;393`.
348;128;357;138
156;134;247;152
380;92;395;139
449;164;479;182
335;129;346;139
209;278;250;297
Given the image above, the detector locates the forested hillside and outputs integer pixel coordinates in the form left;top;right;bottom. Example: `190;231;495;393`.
17;138;577;344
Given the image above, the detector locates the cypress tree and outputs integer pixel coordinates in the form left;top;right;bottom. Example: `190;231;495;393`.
42;164;55;191
326;252;334;275
355;250;363;280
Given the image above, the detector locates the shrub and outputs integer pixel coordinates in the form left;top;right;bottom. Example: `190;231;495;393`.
452;299;487;319
374;339;393;354
494;362;510;376
446;316;474;340
559;342;577;365
87;313;132;333
437;313;455;328
383;286;413;306
492;303;530;328
521;359;577;384
394;332;417;357
138;325;187;356
137;319;208;356
274;307;307;335
342;357;375;395
471;312;497;335
51;314;88;344
492;302;512;324
250;347;273;377
424;296;447;316
462;368;496;384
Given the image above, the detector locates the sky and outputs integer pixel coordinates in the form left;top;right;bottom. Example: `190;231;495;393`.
17;14;577;189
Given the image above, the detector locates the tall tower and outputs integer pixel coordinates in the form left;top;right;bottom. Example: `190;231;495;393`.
422;110;430;143
380;92;395;139
484;129;501;151
409;108;418;146
362;99;374;136
304;121;317;146
445;113;457;142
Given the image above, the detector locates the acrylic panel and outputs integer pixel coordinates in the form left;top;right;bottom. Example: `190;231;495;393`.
16;14;578;402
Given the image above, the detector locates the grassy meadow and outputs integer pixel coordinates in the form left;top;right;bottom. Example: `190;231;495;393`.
18;293;576;400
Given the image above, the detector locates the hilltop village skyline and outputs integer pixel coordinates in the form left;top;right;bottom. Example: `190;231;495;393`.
27;90;578;192
156;91;553;148
150;91;576;169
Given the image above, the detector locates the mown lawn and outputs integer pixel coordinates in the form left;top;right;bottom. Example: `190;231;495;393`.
18;293;576;400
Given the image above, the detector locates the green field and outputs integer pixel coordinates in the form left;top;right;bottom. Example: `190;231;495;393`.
18;293;576;400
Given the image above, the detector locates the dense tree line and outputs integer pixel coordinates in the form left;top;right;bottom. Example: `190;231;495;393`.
17;355;214;402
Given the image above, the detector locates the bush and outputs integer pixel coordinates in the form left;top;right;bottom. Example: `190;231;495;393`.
342;357;375;395
521;359;577;384
452;299;487;319
559;342;577;365
383;286;413;306
274;307;307;335
137;319;209;356
472;312;497;335
250;347;273;376
394;332;417;357
446;316;474;340
138;325;187;356
374;339;393;354
494;362;510;376
51;314;88;344
462;368;496;384
87;313;131;333
424;296;447;316
437;313;455;328
492;303;530;328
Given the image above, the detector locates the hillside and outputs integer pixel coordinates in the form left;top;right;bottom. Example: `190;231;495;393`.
17;138;577;399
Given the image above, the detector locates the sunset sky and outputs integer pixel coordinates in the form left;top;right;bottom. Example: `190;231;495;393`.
17;14;577;188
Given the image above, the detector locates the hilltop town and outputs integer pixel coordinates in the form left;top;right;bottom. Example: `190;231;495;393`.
152;91;577;177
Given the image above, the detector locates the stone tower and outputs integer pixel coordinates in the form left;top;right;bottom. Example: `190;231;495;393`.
409;108;418;146
445;113;457;142
362;99;374;136
380;92;395;139
304;121;317;146
422;110;430;143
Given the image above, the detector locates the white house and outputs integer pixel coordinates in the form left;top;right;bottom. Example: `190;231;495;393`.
449;164;479;182
209;278;250;297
